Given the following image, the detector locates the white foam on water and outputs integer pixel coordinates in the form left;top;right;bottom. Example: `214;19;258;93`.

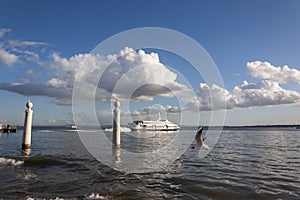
26;193;109;200
0;157;24;166
83;193;106;200
69;130;99;133
39;130;55;133
104;127;131;133
170;184;181;189
27;198;65;200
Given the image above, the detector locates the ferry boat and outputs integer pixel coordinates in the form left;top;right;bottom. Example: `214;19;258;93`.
128;114;180;131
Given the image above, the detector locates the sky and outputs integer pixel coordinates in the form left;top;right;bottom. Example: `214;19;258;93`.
0;0;300;126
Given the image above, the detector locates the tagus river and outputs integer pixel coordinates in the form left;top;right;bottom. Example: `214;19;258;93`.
0;127;299;199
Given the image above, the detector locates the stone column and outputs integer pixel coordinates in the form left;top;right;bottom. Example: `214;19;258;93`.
113;99;120;148
22;100;33;150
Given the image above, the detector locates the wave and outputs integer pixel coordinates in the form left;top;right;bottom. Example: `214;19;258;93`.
70;129;98;133
0;157;24;166
36;130;55;133
0;157;60;168
23;156;66;167
26;193;109;200
83;193;108;199
104;127;131;133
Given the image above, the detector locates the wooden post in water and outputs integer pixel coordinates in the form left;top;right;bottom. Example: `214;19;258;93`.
113;99;121;148
22;100;33;150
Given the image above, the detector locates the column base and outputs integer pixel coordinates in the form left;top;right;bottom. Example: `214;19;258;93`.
22;143;31;149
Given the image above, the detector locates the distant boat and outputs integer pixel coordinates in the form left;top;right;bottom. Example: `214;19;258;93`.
128;113;180;131
296;126;300;129
0;124;17;133
65;124;77;129
71;125;77;129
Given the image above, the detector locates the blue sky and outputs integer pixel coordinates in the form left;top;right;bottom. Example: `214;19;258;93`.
0;0;300;126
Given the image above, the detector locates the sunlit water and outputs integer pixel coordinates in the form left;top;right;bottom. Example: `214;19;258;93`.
0;127;299;199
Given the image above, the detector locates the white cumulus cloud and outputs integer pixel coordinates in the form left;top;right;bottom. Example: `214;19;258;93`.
98;47;188;100
51;47;188;102
0;29;48;66
121;104;182;122
8;40;47;48
247;61;300;84
184;61;300;112
0;48;19;66
0;47;188;105
232;80;300;107
185;80;300;112
121;104;181;118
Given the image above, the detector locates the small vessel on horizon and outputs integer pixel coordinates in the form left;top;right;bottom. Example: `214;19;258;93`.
71;125;77;129
128;113;180;131
0;124;17;133
64;124;77;129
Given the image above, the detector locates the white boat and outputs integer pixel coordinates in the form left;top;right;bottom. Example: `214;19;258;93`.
65;124;77;129
71;125;77;129
128;114;180;131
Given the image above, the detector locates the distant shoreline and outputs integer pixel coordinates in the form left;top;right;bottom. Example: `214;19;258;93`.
10;124;300;130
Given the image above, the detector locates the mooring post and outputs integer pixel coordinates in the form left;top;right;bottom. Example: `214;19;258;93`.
113;99;121;148
22;100;33;150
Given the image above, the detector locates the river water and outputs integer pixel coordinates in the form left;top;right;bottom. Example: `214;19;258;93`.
0;127;299;199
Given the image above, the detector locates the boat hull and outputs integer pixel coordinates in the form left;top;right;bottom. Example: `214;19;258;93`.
131;127;180;131
129;120;180;131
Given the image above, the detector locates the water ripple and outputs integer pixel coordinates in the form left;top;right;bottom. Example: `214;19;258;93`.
0;128;300;199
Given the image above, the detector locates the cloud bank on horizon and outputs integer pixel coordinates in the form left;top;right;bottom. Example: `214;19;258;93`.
247;61;300;84
1;28;300;114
